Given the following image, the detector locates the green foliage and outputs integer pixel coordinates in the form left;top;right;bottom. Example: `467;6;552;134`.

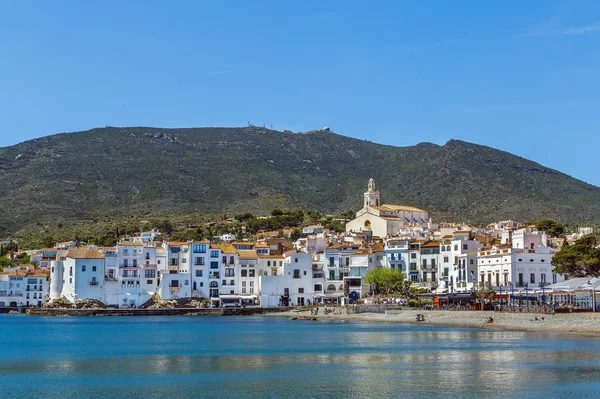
552;234;600;277
535;219;565;237
290;228;302;241
365;267;407;296
271;209;284;217
19;253;31;265
0;256;12;269
234;213;254;222
42;235;54;248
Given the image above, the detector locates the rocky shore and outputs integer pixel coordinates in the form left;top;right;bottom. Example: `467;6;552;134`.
279;308;600;337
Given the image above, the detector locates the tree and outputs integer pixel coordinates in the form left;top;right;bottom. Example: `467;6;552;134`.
19;253;31;265
552;234;600;277
290;228;302;241
474;286;496;311
364;267;406;296
0;256;12;270
535;219;565;237
271;209;284;217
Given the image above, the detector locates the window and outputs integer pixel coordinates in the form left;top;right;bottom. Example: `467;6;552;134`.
295;258;298;263
195;257;205;266
293;269;300;279
200;282;203;287
92;266;97;272
249;270;255;278
303;270;307;276
441;246;445;252
193;244;207;253
123;259;128;267
170;247;181;254
82;265;86;272
145;269;156;278
518;273;524;286
541;273;546;284
210;262;219;269
463;244;468;250
195;270;203;277
443;257;449;263
469;259;474;265
182;258;187;264
552;273;557;284
147;279;153;284
299;288;304;294
411;253;416;259
410;262;417;271
133;259;137;267
530;273;535;284
69;278;72;284
454;245;458;251
267;261;271;267
241;270;248;277
210;250;219;258
185;280;189;285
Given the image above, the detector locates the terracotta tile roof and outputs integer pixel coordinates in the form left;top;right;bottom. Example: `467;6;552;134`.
118;242;143;247
422;241;441;248
66;248;105;259
168;241;190;246
237;250;258;258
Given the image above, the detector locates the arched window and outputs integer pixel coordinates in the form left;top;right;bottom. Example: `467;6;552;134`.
327;284;336;291
446;245;451;251
441;246;445;252
339;285;344;291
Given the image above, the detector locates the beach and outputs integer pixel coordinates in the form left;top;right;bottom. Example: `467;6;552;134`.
276;308;600;337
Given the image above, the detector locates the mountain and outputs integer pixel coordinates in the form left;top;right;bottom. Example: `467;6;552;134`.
1;126;598;237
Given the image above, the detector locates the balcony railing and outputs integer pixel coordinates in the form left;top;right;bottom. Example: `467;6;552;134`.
90;281;99;286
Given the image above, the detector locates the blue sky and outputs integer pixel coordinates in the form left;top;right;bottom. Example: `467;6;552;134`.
1;1;600;185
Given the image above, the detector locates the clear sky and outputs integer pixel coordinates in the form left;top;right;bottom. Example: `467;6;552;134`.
1;1;599;185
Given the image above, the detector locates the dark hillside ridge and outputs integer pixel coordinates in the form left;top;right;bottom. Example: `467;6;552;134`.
0;126;598;236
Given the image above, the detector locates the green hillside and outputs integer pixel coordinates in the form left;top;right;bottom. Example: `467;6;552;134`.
1;126;598;238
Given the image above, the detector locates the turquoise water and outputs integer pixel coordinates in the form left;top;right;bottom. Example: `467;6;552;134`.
0;316;599;398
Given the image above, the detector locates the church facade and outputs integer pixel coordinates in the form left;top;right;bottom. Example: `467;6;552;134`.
345;179;429;238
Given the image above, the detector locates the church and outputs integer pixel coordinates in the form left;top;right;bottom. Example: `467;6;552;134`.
345;178;429;238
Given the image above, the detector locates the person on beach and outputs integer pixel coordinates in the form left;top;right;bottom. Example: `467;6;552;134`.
485;317;494;324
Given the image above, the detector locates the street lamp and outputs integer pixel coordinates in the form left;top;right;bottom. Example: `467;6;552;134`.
524;282;530;312
539;282;546;311
499;285;503;311
509;282;514;311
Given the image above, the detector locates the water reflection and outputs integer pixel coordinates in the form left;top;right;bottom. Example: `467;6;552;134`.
1;316;600;399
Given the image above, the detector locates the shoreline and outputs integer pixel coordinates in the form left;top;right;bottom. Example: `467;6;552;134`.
272;308;600;337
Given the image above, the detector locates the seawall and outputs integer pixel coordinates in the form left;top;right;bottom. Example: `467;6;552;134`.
26;307;291;317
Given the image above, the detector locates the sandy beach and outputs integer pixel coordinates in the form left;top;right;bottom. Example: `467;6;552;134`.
273;308;600;337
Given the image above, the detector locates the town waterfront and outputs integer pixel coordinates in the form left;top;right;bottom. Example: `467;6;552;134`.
1;316;600;398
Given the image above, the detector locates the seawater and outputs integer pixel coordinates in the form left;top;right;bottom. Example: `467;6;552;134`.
0;315;599;398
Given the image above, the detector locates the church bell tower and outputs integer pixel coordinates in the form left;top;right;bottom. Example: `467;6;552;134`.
363;178;381;208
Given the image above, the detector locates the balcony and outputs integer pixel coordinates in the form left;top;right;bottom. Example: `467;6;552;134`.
89;281;99;286
104;276;119;282
209;273;220;279
224;273;235;278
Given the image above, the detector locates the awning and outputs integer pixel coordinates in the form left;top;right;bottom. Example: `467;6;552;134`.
314;293;344;298
219;295;241;300
241;295;257;300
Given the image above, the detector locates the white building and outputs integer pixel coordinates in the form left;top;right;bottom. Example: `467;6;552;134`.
346;179;429;238
50;248;106;304
259;253;321;307
0;268;50;307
